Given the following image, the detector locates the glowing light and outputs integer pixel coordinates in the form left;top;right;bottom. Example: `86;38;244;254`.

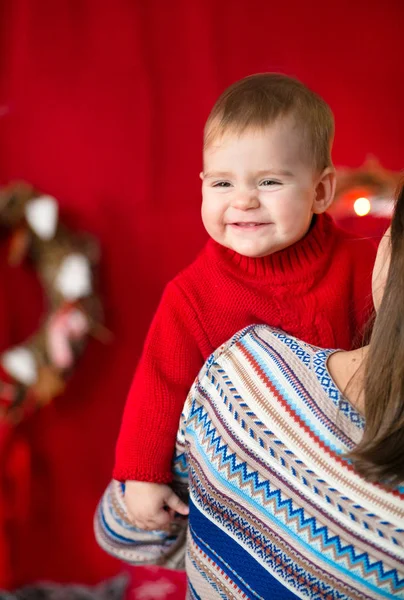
353;197;371;217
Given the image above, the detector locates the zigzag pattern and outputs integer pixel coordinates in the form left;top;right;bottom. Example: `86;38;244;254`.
189;466;349;599
191;375;400;541
187;395;404;593
240;334;356;448
99;326;404;599
173;451;187;477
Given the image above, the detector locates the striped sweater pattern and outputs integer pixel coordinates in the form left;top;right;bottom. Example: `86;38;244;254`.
96;325;404;598
174;325;404;599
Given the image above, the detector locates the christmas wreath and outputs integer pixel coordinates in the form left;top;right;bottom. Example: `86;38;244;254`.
0;182;104;422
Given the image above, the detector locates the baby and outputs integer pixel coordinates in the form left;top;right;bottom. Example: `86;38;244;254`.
114;73;376;530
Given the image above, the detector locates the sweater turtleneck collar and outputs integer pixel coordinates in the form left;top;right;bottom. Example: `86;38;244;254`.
206;213;337;285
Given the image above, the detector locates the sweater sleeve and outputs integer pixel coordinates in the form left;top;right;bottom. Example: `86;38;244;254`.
113;280;207;483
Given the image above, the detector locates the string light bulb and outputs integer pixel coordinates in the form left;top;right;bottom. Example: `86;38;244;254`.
353;197;371;217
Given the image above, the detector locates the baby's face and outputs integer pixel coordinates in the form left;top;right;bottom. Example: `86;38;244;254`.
201;119;328;258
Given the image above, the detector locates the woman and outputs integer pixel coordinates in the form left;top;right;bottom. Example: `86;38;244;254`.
96;187;404;599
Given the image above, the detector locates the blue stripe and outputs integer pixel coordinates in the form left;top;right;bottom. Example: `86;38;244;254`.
99;505;168;545
241;336;347;454
188;581;202;600
99;507;142;545
187;411;401;597
190;499;299;600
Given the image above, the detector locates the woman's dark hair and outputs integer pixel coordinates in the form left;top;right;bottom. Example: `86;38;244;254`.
348;183;404;486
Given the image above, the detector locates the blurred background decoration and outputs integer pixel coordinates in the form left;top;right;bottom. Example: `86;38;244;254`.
0;181;104;424
0;0;402;598
331;158;401;238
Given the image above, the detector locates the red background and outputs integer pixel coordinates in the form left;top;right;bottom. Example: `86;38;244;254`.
0;0;403;588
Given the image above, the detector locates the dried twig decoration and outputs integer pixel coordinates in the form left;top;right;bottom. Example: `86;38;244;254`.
0;181;106;422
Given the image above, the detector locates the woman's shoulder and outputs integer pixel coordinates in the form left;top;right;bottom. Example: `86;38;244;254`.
201;325;353;425
197;325;361;444
198;325;338;414
206;324;325;368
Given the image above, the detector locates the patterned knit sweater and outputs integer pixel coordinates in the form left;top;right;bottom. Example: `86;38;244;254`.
176;326;404;599
113;214;376;483
97;325;404;598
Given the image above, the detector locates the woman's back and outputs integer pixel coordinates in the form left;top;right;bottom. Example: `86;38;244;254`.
176;325;404;599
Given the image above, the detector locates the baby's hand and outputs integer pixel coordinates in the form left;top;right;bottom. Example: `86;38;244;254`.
124;480;189;531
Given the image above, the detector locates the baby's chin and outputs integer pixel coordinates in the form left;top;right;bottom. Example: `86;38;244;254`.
224;240;281;258
209;230;286;257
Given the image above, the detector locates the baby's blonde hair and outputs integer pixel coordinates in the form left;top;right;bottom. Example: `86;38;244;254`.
204;73;334;172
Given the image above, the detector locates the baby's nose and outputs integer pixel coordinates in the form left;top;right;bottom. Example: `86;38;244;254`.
231;190;260;210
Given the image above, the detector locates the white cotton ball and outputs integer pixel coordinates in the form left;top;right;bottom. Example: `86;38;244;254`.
55;253;92;300
1;347;38;385
25;195;58;240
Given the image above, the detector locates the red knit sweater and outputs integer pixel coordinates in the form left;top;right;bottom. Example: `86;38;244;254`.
114;214;376;482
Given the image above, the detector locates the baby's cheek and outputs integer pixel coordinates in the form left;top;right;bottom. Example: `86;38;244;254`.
278;205;311;239
277;204;303;228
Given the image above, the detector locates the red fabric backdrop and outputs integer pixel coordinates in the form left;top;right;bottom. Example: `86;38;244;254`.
0;0;403;588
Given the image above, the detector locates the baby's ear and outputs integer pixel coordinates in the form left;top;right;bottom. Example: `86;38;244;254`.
313;167;336;214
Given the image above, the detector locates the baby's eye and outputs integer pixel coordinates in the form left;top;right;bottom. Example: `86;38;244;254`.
212;181;231;188
260;179;280;187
